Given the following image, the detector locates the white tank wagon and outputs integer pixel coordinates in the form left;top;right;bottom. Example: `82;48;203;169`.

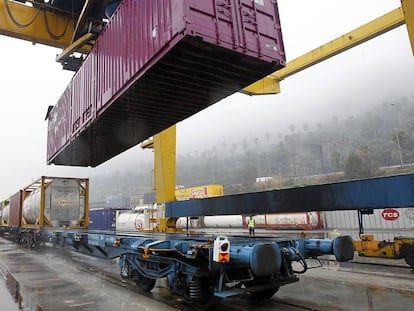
176;212;322;230
21;176;89;229
116;206;157;231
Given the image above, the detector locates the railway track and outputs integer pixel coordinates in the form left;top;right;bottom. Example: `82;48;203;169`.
1;238;413;311
71;251;319;311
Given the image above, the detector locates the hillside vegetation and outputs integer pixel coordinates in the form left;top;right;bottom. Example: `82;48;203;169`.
90;97;414;201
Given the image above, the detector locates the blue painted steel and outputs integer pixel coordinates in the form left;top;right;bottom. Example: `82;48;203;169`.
165;174;414;217
303;239;333;255
6;227;355;302
219;242;283;276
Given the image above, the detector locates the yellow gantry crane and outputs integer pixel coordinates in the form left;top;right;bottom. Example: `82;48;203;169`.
0;0;111;69
244;2;414;95
1;1;414;233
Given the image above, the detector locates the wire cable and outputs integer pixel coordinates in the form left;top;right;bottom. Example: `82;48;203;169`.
42;9;70;40
3;0;71;40
3;0;41;28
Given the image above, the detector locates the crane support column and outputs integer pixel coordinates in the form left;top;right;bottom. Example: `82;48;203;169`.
401;0;414;57
153;125;176;204
152;125;178;232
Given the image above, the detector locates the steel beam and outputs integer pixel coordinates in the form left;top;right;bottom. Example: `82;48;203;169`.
55;32;95;62
165;174;414;217
0;0;75;48
242;7;405;95
401;0;414;57
153;125;176;204
71;0;95;43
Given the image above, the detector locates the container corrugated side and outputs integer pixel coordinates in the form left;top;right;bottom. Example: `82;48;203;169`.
89;208;129;230
95;0;180;113
47;83;72;162
322;209;414;240
89;209;113;230
9;190;22;227
71;52;96;135
48;0;285;167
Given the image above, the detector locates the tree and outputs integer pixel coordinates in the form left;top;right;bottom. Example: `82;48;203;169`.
344;148;375;179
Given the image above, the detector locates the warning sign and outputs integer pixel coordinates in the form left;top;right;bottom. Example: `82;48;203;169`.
219;253;230;262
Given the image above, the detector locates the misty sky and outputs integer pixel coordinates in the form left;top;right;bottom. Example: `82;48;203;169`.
0;0;413;199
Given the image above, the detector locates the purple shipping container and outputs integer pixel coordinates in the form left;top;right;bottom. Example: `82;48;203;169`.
47;0;285;167
47;83;71;161
71;52;96;135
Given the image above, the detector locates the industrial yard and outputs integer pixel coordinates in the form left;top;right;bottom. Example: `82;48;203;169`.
1;236;413;311
1;0;414;310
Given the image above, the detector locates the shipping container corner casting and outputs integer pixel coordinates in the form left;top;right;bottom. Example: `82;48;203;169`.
47;0;286;167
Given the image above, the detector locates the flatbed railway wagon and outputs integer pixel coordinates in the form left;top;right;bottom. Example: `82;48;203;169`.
1;177;355;309
44;230;353;308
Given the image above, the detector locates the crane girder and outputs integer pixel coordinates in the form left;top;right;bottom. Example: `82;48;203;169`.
242;7;407;95
401;0;414;57
0;0;102;57
0;0;75;49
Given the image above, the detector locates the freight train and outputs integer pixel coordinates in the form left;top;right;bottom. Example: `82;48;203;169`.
0;176;355;309
0;176;89;243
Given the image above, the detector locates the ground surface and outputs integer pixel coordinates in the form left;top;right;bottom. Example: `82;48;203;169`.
1;237;413;311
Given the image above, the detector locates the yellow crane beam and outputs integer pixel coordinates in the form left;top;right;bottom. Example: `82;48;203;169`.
55;32;95;63
71;0;95;44
0;0;93;54
0;0;74;48
401;0;414;57
243;7;406;95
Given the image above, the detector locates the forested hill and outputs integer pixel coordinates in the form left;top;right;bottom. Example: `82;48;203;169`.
90;97;414;201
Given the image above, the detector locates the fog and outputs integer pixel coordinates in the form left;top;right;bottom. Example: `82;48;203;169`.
0;0;413;199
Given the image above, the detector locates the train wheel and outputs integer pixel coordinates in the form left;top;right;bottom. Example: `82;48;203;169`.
135;274;156;291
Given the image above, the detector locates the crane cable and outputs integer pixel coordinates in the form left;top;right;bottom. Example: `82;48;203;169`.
42;9;70;40
3;0;41;28
3;0;71;40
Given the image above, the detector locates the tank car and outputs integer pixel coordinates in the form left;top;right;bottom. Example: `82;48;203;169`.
0;176;89;244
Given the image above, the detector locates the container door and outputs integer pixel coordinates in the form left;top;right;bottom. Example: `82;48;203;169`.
186;0;237;48
238;0;284;59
